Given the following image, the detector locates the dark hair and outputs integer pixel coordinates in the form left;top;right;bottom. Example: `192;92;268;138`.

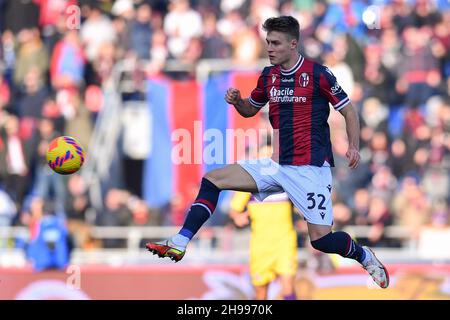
262;16;300;41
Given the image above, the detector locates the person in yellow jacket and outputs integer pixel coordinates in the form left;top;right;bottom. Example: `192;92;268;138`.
229;142;298;300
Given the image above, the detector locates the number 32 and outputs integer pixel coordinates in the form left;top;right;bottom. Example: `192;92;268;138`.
307;193;326;210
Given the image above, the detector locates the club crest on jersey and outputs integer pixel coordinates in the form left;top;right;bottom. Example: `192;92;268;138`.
299;72;309;87
272;74;277;84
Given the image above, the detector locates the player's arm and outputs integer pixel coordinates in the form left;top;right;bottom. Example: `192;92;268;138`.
225;88;260;118
229;192;251;227
339;103;361;169
319;66;361;169
225;68;269;118
229;209;250;227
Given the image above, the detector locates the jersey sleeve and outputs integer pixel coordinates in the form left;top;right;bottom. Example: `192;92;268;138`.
248;68;269;108
319;66;350;111
230;192;252;212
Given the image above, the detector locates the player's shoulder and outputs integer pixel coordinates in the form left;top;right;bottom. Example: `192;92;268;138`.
305;58;332;74
313;61;337;78
261;64;279;76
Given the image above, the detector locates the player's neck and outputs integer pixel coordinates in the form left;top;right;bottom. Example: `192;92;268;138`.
280;54;301;71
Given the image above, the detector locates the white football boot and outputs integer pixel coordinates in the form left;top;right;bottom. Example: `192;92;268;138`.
362;246;390;289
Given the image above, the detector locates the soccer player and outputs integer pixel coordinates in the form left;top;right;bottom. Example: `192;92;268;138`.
146;16;389;289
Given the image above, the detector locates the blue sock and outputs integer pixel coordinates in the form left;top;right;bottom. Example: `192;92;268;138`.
179;178;221;240
310;231;366;263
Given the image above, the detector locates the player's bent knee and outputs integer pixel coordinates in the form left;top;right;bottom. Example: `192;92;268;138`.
204;171;224;189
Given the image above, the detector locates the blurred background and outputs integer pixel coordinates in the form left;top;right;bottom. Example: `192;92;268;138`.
0;0;449;299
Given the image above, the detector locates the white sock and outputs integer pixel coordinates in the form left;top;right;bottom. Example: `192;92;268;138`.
170;234;190;249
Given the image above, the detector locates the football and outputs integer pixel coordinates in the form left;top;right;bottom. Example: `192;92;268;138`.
46;136;85;175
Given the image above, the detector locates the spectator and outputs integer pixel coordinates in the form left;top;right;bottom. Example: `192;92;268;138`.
111;0;135;21
368;131;390;173
65;174;91;249
216;9;246;45
388;138;413;178
16;67;49;120
130;198;152;226
13;28;49;88
201;12;231;59
391;0;415;33
398;26;441;108
50;29;86;91
80;4;116;62
366;196;390;246
25;197;71;271
332;132;372;204
97;189;133;247
231;25;263;64
30;117;65;211
181;36;203;66
352;188;370;226
1;30;16;85
360;97;389;139
410;0;441;28
421;167;449;205
146;29;168;76
0;114;33;214
164;0;203;59
62;92;93;151
380;28;402;74
92;41;117;84
362;43;398;105
368;165;397;202
128;2;153;60
392;176;432;242
431;13;450;80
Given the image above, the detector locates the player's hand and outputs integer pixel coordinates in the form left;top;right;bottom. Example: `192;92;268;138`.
346;146;360;169
225;88;241;105
230;211;249;227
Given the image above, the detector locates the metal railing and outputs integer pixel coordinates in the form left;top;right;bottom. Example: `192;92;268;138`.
1;225;449;266
0;225;414;250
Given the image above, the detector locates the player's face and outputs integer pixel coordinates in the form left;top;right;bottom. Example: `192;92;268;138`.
266;31;297;66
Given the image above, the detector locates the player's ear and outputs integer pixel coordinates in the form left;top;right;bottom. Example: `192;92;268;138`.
291;39;298;49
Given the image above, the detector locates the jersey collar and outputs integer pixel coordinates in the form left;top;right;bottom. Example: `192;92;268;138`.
280;55;304;76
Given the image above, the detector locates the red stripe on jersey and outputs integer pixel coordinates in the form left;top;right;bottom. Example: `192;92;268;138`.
267;67;281;157
291;61;314;165
319;73;329;98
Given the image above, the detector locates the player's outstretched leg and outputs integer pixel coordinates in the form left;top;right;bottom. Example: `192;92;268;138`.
310;231;389;288
146;177;221;262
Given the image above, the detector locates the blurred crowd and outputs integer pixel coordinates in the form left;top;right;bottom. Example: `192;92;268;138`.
0;0;449;254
